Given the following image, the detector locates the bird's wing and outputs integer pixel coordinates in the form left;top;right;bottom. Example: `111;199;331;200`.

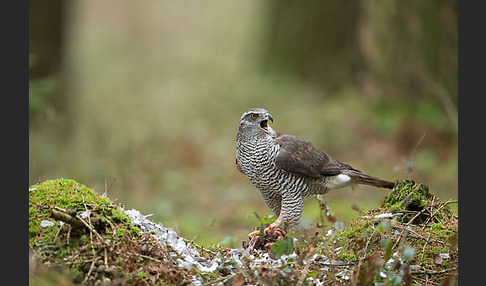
274;133;345;179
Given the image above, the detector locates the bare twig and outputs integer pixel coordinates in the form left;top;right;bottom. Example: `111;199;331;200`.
66;226;71;255
315;261;356;267
391;227;409;251
82;252;96;285
204;273;237;286
104;177;116;197
75;213;102;240
413;266;458;276
424;199;458;226
426;77;458;134
405;204;429;226
406;133;426;178
138;254;162;263
416;69;458;134
104;248;108;268
53;221;64;242
420;233;432;263
82;195;97;285
82;203;117;208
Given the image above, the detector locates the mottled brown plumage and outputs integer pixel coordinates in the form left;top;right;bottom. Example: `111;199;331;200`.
274;133;395;188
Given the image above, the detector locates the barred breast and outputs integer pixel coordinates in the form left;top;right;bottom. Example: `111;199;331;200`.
236;138;311;198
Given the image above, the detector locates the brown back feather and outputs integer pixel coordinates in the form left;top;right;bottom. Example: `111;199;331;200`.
274;133;395;189
274;133;343;179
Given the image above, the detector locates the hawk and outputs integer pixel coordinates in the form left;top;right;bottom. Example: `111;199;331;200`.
236;108;395;230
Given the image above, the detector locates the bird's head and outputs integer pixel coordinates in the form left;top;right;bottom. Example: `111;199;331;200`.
237;108;275;140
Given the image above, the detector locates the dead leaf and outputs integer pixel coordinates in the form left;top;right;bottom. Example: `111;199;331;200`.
438;276;457;286
227;273;245;286
433;255;443;265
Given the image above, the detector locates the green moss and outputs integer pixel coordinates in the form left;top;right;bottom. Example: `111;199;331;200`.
29;178;135;245
79;236;90;245
29;178;112;210
429;222;453;237
430;223;443;232
116;229;127;237
317;215;383;261
130;226;141;236
69;239;78;249
383;179;431;212
344;218;374;240
29;179;191;284
337;253;356;261
316;179;457;283
134;271;150;280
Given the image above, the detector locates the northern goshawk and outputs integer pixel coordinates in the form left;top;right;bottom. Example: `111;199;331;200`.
236;108;395;230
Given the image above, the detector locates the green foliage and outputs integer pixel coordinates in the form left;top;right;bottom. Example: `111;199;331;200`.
379;238;392;262
402;246;415;263
253;211;276;225
269;236;294;259
252;211;265;242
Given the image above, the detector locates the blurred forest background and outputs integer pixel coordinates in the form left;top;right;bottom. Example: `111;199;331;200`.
29;0;457;247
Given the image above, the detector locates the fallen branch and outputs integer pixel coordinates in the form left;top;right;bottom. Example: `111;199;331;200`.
49;207;102;240
49;208;85;229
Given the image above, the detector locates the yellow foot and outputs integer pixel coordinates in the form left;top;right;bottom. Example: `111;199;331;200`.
248;225;286;239
248;229;260;239
248;228;265;239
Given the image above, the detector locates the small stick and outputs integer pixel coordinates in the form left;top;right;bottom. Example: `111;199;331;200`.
66;226;71;255
412;266;458;275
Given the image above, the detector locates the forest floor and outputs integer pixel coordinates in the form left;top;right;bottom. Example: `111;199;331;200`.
29;179;457;285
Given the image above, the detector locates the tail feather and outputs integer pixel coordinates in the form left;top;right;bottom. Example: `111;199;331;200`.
347;170;395;189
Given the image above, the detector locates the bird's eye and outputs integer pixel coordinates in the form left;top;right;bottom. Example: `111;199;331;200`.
251;114;258;119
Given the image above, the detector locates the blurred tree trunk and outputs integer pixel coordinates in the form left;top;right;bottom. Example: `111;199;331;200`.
29;0;66;124
260;0;362;94
260;0;457;114
358;1;457;99
358;0;457;131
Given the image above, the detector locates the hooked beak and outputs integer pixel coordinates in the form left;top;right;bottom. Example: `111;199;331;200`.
265;113;274;123
260;113;273;131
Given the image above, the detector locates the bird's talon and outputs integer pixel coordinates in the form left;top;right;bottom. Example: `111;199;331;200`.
248;230;261;239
